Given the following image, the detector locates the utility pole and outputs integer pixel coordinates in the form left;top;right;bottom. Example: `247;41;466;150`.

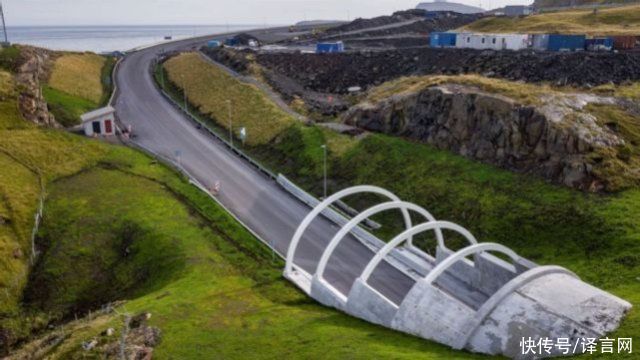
0;1;9;45
321;144;327;199
227;100;233;147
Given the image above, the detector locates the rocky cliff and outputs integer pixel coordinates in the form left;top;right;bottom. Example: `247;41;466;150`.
15;46;59;127
343;84;626;191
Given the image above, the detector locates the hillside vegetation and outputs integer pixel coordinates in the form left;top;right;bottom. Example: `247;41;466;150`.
48;53;106;103
12;152;481;359
45;53;114;126
0;63;107;346
1;46;483;359
164;53;294;145
462;4;640;35
161;54;639;359
534;0;639;9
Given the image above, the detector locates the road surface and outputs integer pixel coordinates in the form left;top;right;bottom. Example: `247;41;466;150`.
114;29;416;304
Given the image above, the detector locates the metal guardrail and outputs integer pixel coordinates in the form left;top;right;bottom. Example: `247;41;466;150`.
277;174;382;231
125;140;282;259
107;53;439;286
277;174;418;265
108;58;122;106
145;59;440;274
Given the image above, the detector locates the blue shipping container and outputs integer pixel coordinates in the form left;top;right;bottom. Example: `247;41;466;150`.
207;40;221;48
430;32;457;48
585;37;613;51
547;34;586;52
316;42;344;53
425;12;440;19
224;38;239;46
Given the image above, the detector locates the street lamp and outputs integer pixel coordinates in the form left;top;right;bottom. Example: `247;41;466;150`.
226;99;233;147
321;144;327;199
181;74;187;112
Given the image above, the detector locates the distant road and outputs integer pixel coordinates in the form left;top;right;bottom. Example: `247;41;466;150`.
113;27;416;304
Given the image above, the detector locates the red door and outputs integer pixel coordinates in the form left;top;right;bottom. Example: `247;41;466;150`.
104;119;113;134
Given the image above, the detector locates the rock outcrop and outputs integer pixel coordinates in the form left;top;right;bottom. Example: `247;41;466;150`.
343;84;624;190
14;46;59;127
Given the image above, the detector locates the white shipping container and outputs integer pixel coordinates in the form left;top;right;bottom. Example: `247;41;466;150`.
456;33;529;51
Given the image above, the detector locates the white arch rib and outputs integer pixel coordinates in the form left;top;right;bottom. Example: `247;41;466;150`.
285;185;413;275
360;221;478;283
422;242;520;285
315;201;442;286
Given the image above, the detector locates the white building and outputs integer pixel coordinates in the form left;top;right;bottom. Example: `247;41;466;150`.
81;106;116;137
456;33;530;51
416;0;484;14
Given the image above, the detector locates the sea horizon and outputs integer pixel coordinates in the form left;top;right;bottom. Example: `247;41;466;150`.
5;24;270;53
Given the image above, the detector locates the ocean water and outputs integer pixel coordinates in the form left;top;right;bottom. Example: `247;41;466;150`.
5;25;260;53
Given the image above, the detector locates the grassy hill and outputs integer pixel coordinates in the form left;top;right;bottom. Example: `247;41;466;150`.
534;0;640;9
2;43;638;358
0;46;484;359
462;4;640;35
44;53;115;127
0;62;108;347
164;53;294;145
161;53;640;359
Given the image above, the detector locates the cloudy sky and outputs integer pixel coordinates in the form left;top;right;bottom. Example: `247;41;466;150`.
4;0;532;26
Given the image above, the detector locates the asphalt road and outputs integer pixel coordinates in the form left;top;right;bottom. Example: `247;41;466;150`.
114;29;416;304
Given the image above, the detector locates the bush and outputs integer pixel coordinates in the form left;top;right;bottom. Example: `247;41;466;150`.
0;46;20;71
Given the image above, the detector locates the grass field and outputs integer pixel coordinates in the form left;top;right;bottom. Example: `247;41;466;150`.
48;53;106;103
0;47;485;359
42;86;99;127
164;52;295;145
13;150;488;359
0;47;110;345
2;43;638;358
44;53;114;126
461;4;640;35
159;54;640;359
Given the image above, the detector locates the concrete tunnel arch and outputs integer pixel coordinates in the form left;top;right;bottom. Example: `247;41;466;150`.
313;200;443;297
285;185;438;276
359;221;480;302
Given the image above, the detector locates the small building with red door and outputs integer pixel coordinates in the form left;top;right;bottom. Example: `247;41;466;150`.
81;106;116;137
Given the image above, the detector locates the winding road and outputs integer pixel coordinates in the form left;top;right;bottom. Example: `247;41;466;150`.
114;30;416;304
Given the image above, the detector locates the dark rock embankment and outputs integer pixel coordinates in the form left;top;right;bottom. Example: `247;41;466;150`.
257;48;640;94
344;84;624;191
203;48;349;116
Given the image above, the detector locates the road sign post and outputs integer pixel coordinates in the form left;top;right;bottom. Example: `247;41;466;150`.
239;127;246;146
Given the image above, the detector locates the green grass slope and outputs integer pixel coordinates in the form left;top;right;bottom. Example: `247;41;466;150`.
462;4;640;35
15;147;485;359
44;53;115;127
0;46;486;359
534;0;639;9
159;55;640;358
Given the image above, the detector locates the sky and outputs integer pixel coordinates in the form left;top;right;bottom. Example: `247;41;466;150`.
3;0;532;27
